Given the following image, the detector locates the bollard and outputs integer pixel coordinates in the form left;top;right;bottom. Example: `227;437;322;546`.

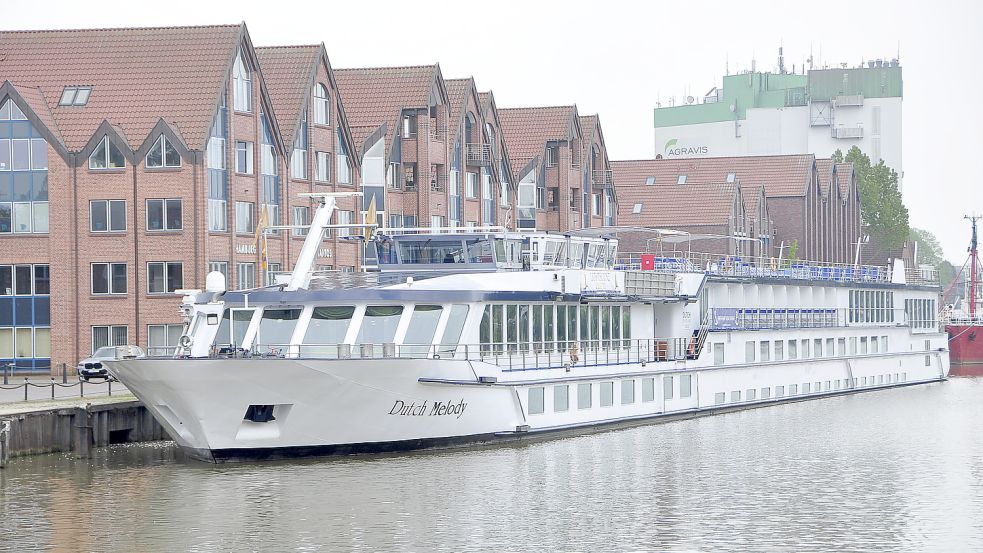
62;362;68;384
79;378;84;398
51;378;55;400
108;379;112;397
24;377;28;401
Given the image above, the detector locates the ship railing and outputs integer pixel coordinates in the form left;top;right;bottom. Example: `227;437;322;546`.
617;251;897;284
228;338;701;369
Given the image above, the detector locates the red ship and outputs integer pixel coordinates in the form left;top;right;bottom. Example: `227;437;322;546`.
945;215;983;375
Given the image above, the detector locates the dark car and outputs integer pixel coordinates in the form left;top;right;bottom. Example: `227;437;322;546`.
77;346;146;382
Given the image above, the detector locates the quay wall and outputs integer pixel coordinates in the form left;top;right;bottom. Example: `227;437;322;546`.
0;401;169;466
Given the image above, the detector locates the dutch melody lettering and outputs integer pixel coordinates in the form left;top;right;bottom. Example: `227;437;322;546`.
388;399;468;419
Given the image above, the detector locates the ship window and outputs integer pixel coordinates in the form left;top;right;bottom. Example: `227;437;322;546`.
664;375;674;400
680;374;692;397
578;383;592;409
790;384;798;395
600;381;614;406
760;387;771;399
760;341;770;362
746;389;756;401
814;381;821;392
642;378;655;402
860;336;868;354
730;390;741;402
402;305;442;356
211;308;255;350
801;339;810;358
775;386;785;397
438;305;469;354
528;387;545;415
304;306;355;356
356;305;403;345
398;238;465;264
256;308;301;352
838;338;846;356
714;392;725;405
788;339;797;359
713;342;724;365
871;336;879;353
803;382;811;393
621;379;635;404
814;338;823;357
465;239;495;263
554;385;569;412
774;340;784;360
826;338;835;357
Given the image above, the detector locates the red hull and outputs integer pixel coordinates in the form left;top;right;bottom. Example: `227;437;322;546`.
947;324;983;375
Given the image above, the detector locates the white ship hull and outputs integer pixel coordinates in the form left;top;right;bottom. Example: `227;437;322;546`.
109;340;948;462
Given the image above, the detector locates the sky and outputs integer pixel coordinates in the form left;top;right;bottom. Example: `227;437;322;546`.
4;0;981;263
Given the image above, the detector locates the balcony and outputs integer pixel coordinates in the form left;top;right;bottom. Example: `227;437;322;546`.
831;126;864;139
466;143;492;167
834;94;864;107
592;170;614;189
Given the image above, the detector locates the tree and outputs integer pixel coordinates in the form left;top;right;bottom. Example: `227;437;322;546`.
910;227;958;299
833;146;909;250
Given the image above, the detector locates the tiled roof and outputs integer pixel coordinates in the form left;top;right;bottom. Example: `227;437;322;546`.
835;163;854;196
610;154;815;197
333;65;438;156
0;24;243;151
499;105;577;173
10;84;64;145
816;158;834;196
445;77;473;143
256;45;320;151
742;184;764;214
618;182;739;227
579;115;597;144
478;92;491;110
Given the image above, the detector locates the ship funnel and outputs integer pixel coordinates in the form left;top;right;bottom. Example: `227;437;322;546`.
205;271;227;293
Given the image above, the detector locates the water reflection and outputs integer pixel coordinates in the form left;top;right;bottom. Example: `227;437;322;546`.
2;379;982;552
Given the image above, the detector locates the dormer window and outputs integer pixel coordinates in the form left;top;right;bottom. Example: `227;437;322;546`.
146;135;181;168
677;175;687;184
89;136;125;169
726;172;736;183
632;203;643;214
59;86;92;106
645;176;655;185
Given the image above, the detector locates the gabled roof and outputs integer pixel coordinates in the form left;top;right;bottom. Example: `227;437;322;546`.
0;24;244;151
618;182;740;227
444;77;475;144
610;154;816;197
816;158;834;197
835;163;854;196
256;45;321;151
741;184;766;214
333;64;443;156
579;115;598;145
498;105;579;173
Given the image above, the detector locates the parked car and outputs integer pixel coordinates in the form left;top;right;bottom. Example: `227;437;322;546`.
77;345;146;382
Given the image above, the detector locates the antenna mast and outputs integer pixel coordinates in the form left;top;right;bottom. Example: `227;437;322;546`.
967;214;981;318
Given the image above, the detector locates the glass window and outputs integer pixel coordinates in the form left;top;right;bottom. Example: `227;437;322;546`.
236;141;253;174
257;308;302;348
554;385;569;412
292;206;309;237
236;202;254;234
528;387;545;415
33;265;49;295
14;265;31;295
745;341;755;362
621;379;635;404
760;341;770;362
714;392;726;404
91;263;126;295
402;305;442;355
439;305;469;352
337;129;351;184
89;136;125;169
356;305;404;344
600;381;614;407
212;309;254;349
147;262;183;294
31;139;47;170
730;390;741;402
146;135;181;168
664;375;674;400
314;84;330;125
147;324;183;352
12;140;30;171
145;199;182;231
316;151;330;182
578;383;592;409
0;138;9;171
233;50;252;112
0;265;10;295
303;306;355;356
237;263;255;290
680;374;692;398
642;378;655;402
90;199;126;232
58;86;92;106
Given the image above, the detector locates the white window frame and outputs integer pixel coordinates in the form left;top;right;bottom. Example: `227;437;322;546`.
89;199;127;233
146;135;182;169
314;84;330;125
88;135;125;170
235;140;253;174
90;262;127;295
146;262;183;295
315;151;330;182
91;325;128;354
632;203;642;214
146;198;182;231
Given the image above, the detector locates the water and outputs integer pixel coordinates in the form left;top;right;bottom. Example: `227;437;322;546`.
2;379;983;552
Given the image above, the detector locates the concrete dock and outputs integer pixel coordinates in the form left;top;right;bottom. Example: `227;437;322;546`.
0;396;170;467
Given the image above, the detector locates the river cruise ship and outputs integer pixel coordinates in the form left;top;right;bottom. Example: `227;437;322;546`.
107;194;950;462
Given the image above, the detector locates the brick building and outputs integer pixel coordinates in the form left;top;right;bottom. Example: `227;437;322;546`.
0;24;361;372
498;106;616;232
611;154;859;263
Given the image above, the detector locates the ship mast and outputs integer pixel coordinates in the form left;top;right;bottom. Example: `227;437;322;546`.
967;214;981;318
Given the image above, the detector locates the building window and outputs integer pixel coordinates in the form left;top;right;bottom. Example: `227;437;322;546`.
91;263;127;295
233;50;252;112
677;175;687;184
402;114;417;138
58;86;92;106
314;83;330;125
207;95;229;231
466;172;478;199
545;146;557;167
147;262;183;294
89;135;125;169
337;129;352;184
291;110;309;179
236;263;255;290
726;172;736;183
236;141;253;174
260;113;280;227
146;135;181;168
146;199;182;231
0;122;48;234
315;151;330;182
528;387;545;415
91;325;127;354
2;264;48;295
632;203;642;214
208;262;228;280
89;200;126;232
292;206;309;237
336;210;354;237
235;202;254;234
645;176;655;185
147;324;183;354
591;194;600;216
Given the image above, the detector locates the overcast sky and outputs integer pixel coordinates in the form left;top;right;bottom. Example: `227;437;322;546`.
5;0;981;263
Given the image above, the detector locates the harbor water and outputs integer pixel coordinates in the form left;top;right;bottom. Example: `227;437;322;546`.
1;378;982;552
